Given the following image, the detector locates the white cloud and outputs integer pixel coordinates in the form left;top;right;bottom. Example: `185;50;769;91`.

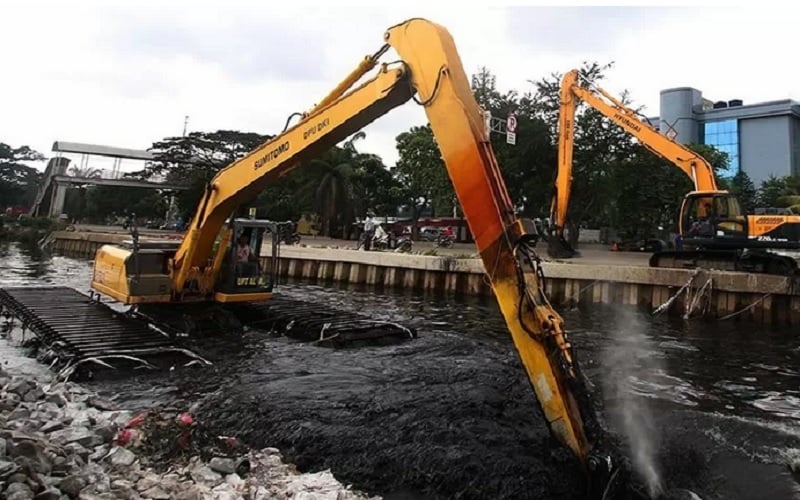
2;1;798;178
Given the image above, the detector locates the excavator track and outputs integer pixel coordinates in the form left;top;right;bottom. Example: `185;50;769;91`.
134;297;418;348
650;249;800;276
1;286;417;379
229;297;417;346
0;286;201;374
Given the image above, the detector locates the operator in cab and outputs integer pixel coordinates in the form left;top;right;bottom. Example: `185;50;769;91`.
235;234;258;276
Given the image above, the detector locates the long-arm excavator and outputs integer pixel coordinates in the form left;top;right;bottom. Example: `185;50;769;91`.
88;19;653;500
547;68;800;275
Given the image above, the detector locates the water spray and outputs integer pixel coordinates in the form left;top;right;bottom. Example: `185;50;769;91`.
600;307;666;499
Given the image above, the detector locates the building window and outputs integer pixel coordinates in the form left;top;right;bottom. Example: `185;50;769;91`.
703;119;739;177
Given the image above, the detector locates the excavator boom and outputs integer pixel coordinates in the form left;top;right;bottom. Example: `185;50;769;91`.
550;69;721;245
547;68;800;276
173;17;598;455
93;20;637;497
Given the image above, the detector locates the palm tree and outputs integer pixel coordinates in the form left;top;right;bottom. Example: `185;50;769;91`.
306;152;357;237
299;132;369;237
343;131;366;154
68;165;103;179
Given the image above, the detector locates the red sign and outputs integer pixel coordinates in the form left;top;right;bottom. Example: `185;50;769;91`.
506;114;517;133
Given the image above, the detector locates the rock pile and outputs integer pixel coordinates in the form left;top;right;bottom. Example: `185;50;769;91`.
0;366;378;500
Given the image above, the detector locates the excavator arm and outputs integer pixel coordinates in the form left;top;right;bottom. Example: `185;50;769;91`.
169;19;631;497
549;69;720;252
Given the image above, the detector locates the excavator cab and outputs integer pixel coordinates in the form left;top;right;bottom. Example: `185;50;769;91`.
679;191;747;248
214;218;284;303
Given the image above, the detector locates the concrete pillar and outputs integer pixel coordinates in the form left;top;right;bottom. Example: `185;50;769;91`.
49;183;68;217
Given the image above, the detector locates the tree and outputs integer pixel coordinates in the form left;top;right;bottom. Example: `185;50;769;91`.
758;175;788;208
0;142;44;209
302;149;358;237
686;143;731;180
84;186;167;222
609;146;694;239
68;165;103;178
351;152;401;219
729;170;757;214
471;67;556;217
756;174;800;210
282;132;399;238
62;164;104;221
142;130;271;220
471;66;503;112
528;61;640;228
392;124;452;224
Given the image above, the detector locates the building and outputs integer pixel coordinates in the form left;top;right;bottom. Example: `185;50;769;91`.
647;87;800;186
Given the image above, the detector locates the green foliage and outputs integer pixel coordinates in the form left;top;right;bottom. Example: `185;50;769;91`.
352;152;402;218
728;170;757;213
15;58;795;243
527;62;641;226
686;143;730;178
142;130;271;220
778;195;800;207
83;186;168;221
392;124;452;220
758;175;790;207
471;66;556;216
16;216;56;230
608;145;693;239
0;142;44;208
135;128;400;237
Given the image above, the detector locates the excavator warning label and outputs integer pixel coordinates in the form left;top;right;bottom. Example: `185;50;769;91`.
254;141;290;170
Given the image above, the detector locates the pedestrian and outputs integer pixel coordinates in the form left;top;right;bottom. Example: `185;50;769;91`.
363;212;375;251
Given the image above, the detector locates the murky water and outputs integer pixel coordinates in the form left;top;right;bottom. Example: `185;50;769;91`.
2;240;800;499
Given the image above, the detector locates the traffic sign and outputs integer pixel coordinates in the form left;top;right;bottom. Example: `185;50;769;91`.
506;132;516;145
506;113;517;133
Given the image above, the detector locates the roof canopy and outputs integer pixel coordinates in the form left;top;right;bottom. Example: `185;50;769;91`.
51;141;154;161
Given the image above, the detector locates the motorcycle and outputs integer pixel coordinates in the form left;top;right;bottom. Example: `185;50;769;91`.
436;233;455;248
394;235;413;253
365;227;413;253
280;229;301;245
371;227;391;250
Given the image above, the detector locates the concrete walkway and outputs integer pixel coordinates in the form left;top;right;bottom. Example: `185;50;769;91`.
70;224;653;268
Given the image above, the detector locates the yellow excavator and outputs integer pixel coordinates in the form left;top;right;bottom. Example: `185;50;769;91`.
89;19;659;499
547;68;800;275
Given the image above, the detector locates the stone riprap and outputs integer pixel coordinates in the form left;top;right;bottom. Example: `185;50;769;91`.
0;365;377;500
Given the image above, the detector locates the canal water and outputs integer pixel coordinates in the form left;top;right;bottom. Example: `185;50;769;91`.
2;240;800;500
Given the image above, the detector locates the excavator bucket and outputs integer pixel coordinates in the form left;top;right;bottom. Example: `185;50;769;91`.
546;220;580;259
547;234;578;259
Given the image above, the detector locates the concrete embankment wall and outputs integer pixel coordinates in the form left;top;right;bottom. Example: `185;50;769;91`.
47;231;800;327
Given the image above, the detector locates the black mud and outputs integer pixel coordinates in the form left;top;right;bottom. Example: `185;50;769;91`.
82;291;800;500
190;331;586;500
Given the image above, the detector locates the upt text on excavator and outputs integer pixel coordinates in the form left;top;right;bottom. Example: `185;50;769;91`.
89;19;666;499
546;68;800;276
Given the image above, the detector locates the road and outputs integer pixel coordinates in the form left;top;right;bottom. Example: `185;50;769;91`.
72;224;653;267
287;234;653;266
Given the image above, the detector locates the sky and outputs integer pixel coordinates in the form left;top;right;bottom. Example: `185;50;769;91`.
2;0;799;175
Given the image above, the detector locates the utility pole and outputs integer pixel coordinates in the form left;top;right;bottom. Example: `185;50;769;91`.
182;115;189;137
